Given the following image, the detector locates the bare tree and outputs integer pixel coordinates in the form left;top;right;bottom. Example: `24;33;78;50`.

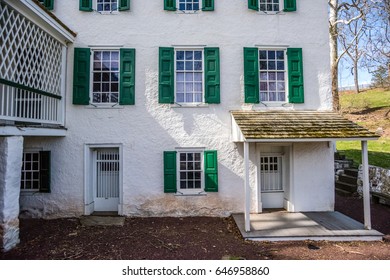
329;0;367;111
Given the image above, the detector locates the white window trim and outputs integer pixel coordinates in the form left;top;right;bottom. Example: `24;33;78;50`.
257;46;289;106
20;149;42;194
94;0;119;14
175;0;202;14
259;153;285;193
174;47;205;106
175;147;205;196
89;48;121;107
257;0;285;15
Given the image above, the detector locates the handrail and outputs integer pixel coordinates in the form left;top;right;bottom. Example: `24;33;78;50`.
0;78;62;100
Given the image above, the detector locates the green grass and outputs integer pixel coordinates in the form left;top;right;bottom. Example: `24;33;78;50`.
340;88;390;111
336;140;390;169
337;88;390;169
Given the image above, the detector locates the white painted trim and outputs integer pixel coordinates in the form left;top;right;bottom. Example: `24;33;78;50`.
236;137;379;143
19;0;76;43
361;141;371;230
244;142;251;232
0;126;66;137
84;143;124;215
60;45;67;126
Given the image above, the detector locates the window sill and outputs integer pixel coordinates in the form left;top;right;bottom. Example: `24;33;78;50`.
85;104;124;109
170;103;209;108
257;11;286;15
94;11;120;15
20;191;43;196
174;192;207;197
251;102;293;108
175;10;201;14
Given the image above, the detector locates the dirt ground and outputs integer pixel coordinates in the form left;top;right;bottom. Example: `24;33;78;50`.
1;194;390;260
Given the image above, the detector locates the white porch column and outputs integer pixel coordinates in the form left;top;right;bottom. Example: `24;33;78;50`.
361;140;371;230
0;136;23;251
244;141;251;232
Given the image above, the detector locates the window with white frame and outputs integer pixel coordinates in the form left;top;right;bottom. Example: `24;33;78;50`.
259;49;286;102
260;156;283;192
21;152;40;191
96;0;118;12
178;0;200;11
92;50;119;104
175;49;203;103
259;0;281;12
178;150;203;192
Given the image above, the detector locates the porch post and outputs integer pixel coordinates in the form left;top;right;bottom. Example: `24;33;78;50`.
0;136;23;251
361;140;371;230
244;141;251;232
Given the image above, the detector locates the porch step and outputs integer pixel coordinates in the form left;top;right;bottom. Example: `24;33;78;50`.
338;174;358;185
335;181;357;193
344;168;359;177
335;188;354;197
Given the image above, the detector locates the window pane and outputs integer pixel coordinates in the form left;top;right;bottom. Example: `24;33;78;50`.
185;61;193;71
194;51;202;60
177;73;185;81
177;51;184;60
185;51;193;60
177;62;184;70
194;73;202;81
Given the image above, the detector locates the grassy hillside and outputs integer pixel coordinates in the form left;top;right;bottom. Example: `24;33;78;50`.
336;88;390;169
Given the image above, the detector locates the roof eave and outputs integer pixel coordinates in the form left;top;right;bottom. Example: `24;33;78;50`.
238;137;380;143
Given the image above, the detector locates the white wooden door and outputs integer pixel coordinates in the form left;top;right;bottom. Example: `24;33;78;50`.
260;155;284;208
93;148;120;212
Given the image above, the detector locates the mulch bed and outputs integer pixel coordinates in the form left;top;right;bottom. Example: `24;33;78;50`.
1;194;390;260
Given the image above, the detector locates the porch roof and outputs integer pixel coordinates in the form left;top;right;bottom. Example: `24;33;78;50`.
231;110;379;142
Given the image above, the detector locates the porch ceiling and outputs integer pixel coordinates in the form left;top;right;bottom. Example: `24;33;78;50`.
231;111;379;142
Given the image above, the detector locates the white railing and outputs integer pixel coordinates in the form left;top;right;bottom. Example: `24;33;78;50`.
0;81;62;124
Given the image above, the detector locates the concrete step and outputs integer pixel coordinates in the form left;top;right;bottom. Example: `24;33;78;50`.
335;188;354;197
335;180;357;193
344;168;359;177
338;174;358;185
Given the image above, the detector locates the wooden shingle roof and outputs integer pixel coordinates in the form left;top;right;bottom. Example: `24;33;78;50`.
231;111;379;141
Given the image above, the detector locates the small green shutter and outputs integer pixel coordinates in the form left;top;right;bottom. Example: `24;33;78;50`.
164;151;177;193
43;0;54;10
244;47;259;103
204;150;218;192
202;0;214;11
120;49;135;105
204;47;220;104
164;0;176;11
73;48;90;105
159;47;175;104
284;0;296;12
119;0;130;11
287;48;304;103
79;0;92;11
39;151;51;193
248;0;259;11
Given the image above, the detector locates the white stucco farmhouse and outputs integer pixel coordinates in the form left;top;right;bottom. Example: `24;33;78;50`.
0;0;379;251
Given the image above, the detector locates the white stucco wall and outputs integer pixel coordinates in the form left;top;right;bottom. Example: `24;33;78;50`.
20;0;333;217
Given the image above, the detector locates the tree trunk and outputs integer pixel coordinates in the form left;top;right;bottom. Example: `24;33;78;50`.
354;60;360;93
329;0;340;111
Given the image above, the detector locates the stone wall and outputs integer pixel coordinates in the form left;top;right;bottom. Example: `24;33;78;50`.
357;165;390;196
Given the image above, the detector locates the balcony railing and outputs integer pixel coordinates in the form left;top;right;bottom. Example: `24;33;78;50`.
0;79;63;125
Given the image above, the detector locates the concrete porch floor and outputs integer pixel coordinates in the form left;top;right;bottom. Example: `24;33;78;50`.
233;211;384;241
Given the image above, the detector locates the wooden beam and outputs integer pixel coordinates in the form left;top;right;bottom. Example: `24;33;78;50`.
244;141;251;232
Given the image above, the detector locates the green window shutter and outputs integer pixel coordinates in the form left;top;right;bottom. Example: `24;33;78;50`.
119;0;130;11
287;48;304;103
204;47;220;104
284;0;296;12
120;48;135;105
244;47;259;103
202;0;214;11
164;0;176;11
79;0;92;11
204;150;218;192
43;0;54;10
159;47;175;104
73;48;90;105
164;151;177;193
248;0;259;11
39;151;51;193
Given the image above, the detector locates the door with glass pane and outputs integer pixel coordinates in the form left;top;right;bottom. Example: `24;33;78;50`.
93;148;120;212
260;155;284;208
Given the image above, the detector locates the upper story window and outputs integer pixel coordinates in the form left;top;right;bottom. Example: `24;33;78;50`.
92;50;119;104
248;0;296;13
96;0;118;12
259;50;286;102
73;48;135;106
159;47;220;105
79;0;130;12
244;47;304;104
175;49;203;103
164;0;214;12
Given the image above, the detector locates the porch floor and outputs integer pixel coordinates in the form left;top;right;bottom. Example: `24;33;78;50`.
233;211;384;241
